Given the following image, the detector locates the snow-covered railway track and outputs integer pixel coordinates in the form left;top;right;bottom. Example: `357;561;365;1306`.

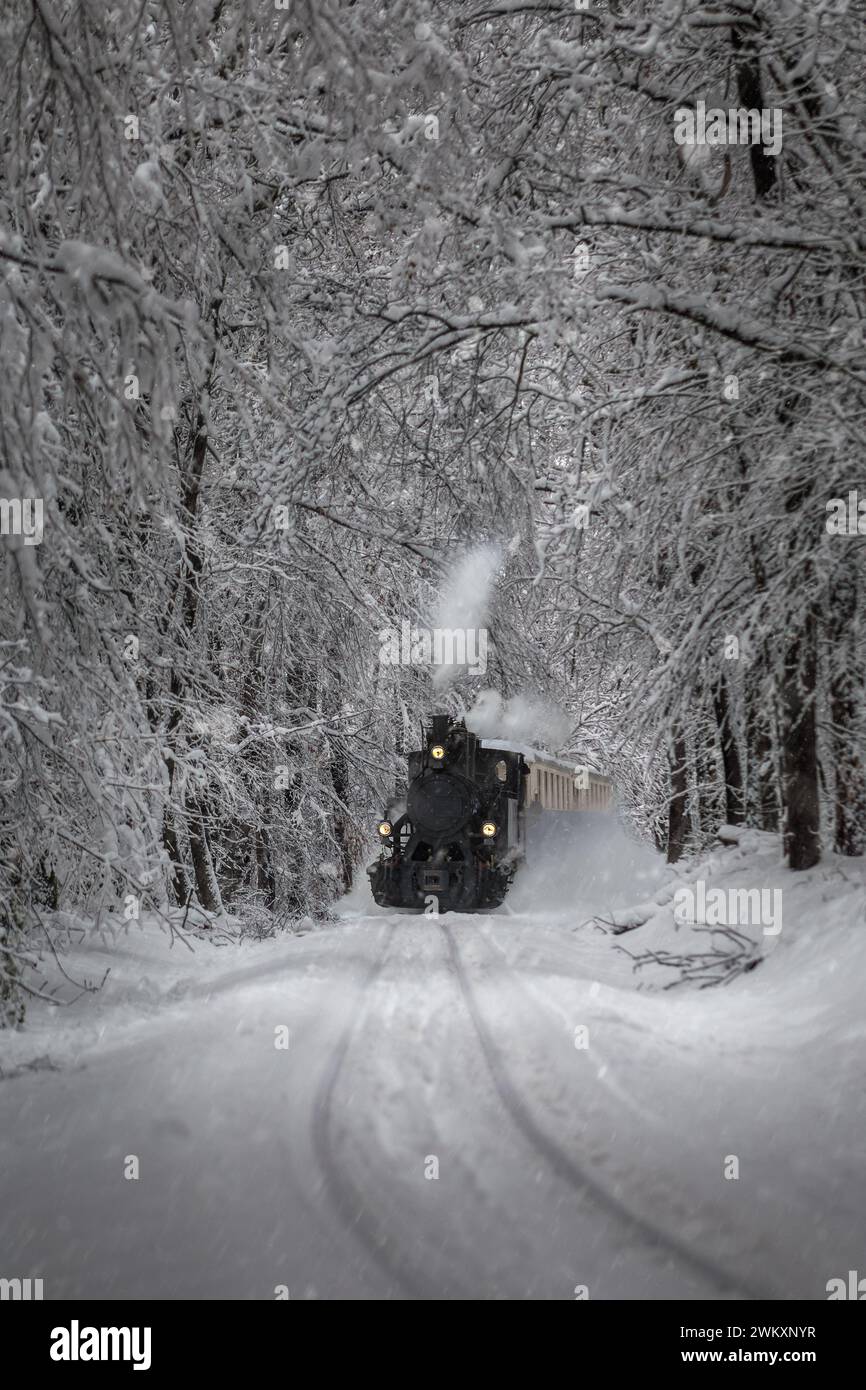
309;920;463;1299
439;920;767;1301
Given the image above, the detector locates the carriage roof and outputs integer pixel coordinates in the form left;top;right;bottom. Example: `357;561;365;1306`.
477;738;608;780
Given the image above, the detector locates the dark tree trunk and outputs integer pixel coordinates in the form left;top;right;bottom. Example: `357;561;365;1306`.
329;737;355;891
237;596;278;904
712;671;745;825
831;676;866;856
141;388;216;908
188;798;222;914
828;559;866;855
695;719;721;846
667;728;691;864
163;798;192;906
160;403;214;906
781;612;821;870
256;828;277;907
745;668;779;832
731;21;777;200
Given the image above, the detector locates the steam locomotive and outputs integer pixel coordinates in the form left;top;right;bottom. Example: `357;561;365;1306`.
367;715;528;912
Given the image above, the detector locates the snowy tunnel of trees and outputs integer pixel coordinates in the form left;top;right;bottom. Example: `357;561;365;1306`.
1;0;864;1022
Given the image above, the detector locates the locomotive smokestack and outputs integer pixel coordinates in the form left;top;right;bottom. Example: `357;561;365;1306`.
430;713;450;746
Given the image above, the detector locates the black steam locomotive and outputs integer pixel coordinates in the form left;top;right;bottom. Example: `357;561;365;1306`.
368;715;528;912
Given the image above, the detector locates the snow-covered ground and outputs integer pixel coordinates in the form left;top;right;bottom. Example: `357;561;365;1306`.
1;816;864;1300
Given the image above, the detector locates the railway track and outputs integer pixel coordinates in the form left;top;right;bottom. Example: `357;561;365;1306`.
309;919;470;1299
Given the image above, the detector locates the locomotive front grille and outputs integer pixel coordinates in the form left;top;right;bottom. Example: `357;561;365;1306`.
421;868;447;891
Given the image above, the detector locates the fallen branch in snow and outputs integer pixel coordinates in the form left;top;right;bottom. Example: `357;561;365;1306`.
178;888;195;938
615;926;762;988
34;906;112;1000
581;904;655;935
573;914;615;934
0;1054;63;1082
1;942;110;1007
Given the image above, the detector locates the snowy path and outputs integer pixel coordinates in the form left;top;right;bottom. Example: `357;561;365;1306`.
0;916;731;1300
2;821;864;1300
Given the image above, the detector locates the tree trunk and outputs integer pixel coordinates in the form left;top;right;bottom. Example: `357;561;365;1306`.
732;20;777;200
781;612;821;869
667;727;691;864
831;675;866;856
238;595;277;905
256;828;277;908
828;559;866;855
163;798;192;906
745;668;779;832
695;718;720;847
157;402;214;907
188;798;222;915
712;671;745;825
329;736;355;891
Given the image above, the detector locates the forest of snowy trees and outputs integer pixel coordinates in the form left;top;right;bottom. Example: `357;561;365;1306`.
1;0;864;1023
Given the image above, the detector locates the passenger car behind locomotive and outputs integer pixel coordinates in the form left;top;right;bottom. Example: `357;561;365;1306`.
368;715;527;912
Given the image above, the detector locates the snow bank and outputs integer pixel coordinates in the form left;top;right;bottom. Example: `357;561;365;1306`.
613;829;866;992
0;910;323;1077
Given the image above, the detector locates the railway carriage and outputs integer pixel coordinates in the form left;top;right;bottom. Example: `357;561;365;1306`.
483;740;613;815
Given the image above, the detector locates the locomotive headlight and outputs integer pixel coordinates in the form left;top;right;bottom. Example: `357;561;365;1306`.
430;744;445;761
481;821;497;838
378;821;392;837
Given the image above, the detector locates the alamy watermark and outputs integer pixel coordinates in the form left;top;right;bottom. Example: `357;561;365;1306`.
674;100;783;157
826;1270;866;1299
1;1276;43;1299
50;1321;151;1371
0;497;43;545
674;881;782;936
379;621;488;676
826;492;866;535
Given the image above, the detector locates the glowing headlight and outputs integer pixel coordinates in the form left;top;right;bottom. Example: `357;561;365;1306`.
430;745;445;761
378;821;392;837
482;821;497;838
